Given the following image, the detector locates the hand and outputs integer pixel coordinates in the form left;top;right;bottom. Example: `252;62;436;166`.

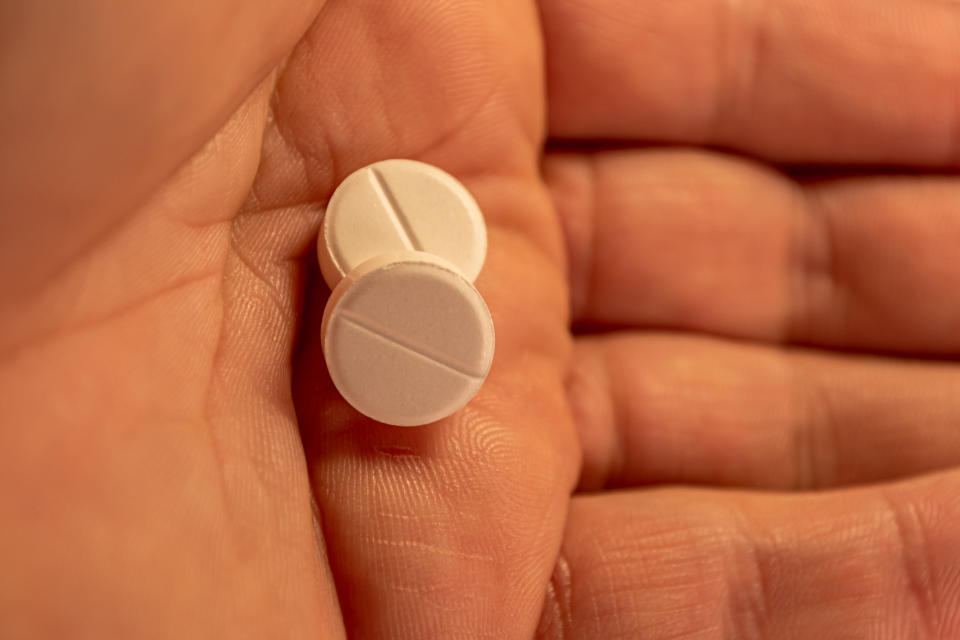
2;0;958;637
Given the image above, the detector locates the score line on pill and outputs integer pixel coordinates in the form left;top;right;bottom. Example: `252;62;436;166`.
321;251;495;427
318;159;488;289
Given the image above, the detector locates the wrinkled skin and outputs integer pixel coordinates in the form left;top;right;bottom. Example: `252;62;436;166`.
1;0;959;638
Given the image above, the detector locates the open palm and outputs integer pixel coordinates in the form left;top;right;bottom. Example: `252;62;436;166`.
2;0;959;637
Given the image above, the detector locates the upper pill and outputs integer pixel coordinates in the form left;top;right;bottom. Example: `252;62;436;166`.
317;159;488;289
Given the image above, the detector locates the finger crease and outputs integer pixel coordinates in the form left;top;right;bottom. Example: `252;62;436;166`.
711;0;767;142
786;184;841;345
790;355;839;490
880;491;940;638
725;508;773;640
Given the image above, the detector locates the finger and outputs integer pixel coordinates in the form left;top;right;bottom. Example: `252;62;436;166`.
537;470;960;639
286;2;577;637
255;0;547;215
539;0;960;166
296;228;577;639
546;149;960;354
570;332;960;491
0;0;324;299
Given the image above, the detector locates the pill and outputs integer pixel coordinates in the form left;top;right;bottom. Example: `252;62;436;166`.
321;251;495;426
317;159;487;289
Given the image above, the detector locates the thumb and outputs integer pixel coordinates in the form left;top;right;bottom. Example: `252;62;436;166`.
0;0;324;299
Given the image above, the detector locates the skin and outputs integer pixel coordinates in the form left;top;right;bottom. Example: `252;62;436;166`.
1;0;958;637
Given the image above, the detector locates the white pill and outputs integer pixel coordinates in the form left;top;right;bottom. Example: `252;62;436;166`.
321;251;495;427
317;159;487;289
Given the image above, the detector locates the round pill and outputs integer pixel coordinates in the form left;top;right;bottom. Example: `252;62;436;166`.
317;159;488;289
321;251;495;427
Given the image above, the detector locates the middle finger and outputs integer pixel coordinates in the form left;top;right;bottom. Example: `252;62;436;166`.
546;148;960;354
